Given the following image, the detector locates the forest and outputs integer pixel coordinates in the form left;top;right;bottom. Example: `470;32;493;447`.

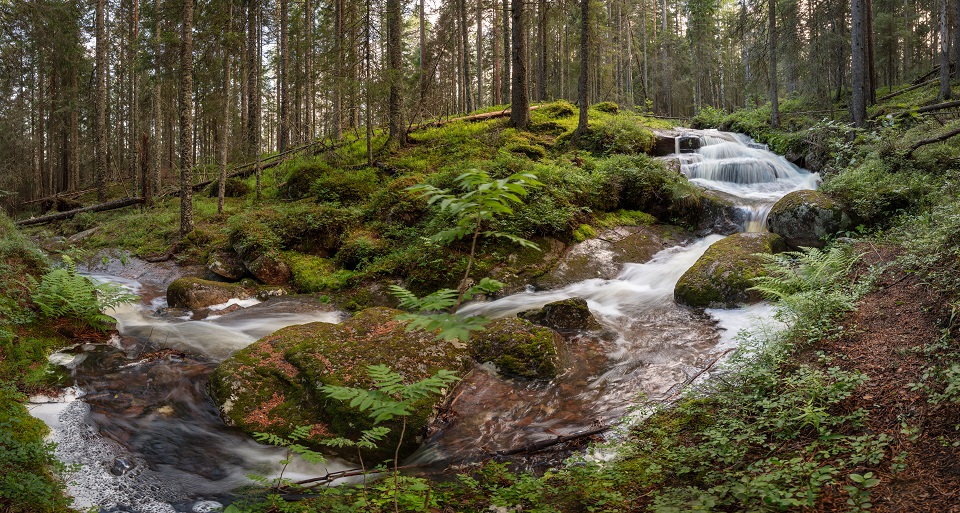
3;0;960;511
2;0;959;212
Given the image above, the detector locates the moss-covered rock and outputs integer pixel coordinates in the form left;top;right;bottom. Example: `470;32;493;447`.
206;177;253;198
468;317;563;379
767;190;855;249
674;233;786;308
518;297;602;333
207;249;247;280
208;307;469;463
245;251;292;285
166;277;251;309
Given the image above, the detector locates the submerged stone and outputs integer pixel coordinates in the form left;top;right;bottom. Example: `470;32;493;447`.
674;232;786;308
767;190;856;249
166;277;251;310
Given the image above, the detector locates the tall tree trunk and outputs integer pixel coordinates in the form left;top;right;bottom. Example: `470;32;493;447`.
247;0;259;155
304;0;313;142
851;0;868;125
493;0;502;104
769;0;779;128
510;0;530;128
70;66;79;191
461;0;474;112
502;0;511;103
179;0;194;235
477;0;483;108
420;0;427;103
574;0;589;138
278;0;290;151
387;0;403;148
219;1;233;214
866;0;876;103
624;9;634;109
131;0;140;195
941;0;952;99
333;0;343;140
537;0;547;101
641;0;648;108
365;0;373;165
95;0;107;201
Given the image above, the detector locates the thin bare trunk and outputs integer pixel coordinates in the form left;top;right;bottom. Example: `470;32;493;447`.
179;0;194;235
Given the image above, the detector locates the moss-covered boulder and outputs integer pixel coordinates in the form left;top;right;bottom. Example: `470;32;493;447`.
468;317;563;380
206;177;252;198
244;251;292;285
767;190;855;249
166;277;251;309
674;233;786;308
208;307;469;462
518;298;602;332
207;250;247;280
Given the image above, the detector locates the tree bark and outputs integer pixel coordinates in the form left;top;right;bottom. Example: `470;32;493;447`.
624;10;634;109
769;0;779;128
95;0;107;202
537;0;547;101
461;0;474;112
573;0;589;138
387;0;403;148
510;0;530;128
218;1;233;214
304;0;313;142
16;198;146;227
278;0;290;151
333;0;343;140
940;0;952;100
477;0;483;108
502;0;511;103
493;0;502;104
179;0;195;235
851;0;868;126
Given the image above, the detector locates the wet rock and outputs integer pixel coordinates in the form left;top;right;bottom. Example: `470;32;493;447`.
695;191;749;235
535;227;677;289
489;237;567;295
209;307;470;463
469;317;564;380
110;458;134;476
518;297;602;332
206;250;247;281
166;277;251;310
675;232;786;308
650;129;702;156
255;286;289;301
244;251;292;285
767;190;856;249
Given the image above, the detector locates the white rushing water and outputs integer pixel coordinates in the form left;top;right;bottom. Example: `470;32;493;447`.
31;129;818;511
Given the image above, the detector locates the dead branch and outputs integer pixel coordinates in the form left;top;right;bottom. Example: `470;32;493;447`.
15;197;145;227
906;125;960;156
408;105;543;132
877;77;939;102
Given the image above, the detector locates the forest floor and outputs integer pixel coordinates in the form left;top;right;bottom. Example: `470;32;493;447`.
811;245;960;512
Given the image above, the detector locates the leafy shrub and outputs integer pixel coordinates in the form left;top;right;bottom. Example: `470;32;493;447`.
335;231;386;271
278;158;334;199
820;156;932;223
593;154;700;221
576;116;655;155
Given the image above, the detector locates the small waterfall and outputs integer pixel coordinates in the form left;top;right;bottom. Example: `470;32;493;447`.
678;129;819;231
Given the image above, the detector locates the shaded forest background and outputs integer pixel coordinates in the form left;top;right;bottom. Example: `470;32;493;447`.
2;0;958;212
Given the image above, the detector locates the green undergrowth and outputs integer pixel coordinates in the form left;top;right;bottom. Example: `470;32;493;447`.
0;215;78;513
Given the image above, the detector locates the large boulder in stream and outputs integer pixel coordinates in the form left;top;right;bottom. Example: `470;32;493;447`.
166;277;251;310
674;233;786;308
209;307;471;462
518;297;602;333
767;190;856;249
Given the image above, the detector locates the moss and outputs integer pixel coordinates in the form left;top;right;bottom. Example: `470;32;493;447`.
770;189;837;214
674;233;786;308
598;209;656;228
538;100;577;119
506;142;547;161
592;101;620;114
210;307;469;463
767;190;856;249
206;178;253;198
573;224;597;242
469;317;563;379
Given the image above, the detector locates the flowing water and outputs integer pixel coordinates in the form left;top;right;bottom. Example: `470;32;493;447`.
30;130;816;512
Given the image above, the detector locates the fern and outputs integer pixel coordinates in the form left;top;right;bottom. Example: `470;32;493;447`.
29;256;138;330
388;278;502;342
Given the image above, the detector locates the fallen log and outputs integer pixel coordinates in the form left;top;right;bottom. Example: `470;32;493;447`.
15;197;145;227
906;125;960;156
877;77;939;102
19;187;98;206
408;105;542;132
914;99;960;114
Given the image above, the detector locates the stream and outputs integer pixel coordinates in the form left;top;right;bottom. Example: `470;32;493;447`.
29;130;817;513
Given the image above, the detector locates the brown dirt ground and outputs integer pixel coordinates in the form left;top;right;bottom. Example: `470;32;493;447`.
812;244;960;512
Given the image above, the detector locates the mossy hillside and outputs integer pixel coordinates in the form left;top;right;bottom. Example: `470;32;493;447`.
767;189;857;249
468;317;563;379
209;307;471;462
675;232;786;308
